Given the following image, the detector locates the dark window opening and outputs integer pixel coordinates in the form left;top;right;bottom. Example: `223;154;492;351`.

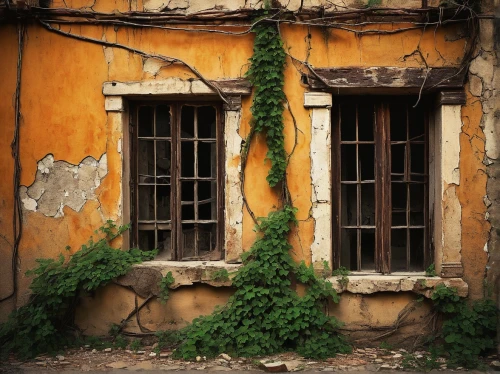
131;103;223;261
333;97;429;273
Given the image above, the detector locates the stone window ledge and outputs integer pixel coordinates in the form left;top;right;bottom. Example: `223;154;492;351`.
328;274;468;298
114;261;240;298
115;262;467;299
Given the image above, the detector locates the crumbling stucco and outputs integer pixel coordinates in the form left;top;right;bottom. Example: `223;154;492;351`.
19;154;108;217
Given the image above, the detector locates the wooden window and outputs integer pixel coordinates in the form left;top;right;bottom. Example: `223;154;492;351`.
131;102;224;261
332;97;429;273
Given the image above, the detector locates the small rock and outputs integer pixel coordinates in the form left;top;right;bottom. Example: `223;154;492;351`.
149;352;157;357
416;355;424;359
36;362;47;366
357;349;366;353
127;361;155;371
197;366;206;370
219;353;231;361
106;361;129;369
399;349;407;353
306;362;318;365
380;364;391;370
159;352;170;358
136;350;146;355
322;368;334;372
104;348;112;352
196;356;202;362
491;361;500;369
392;354;402;358
456;367;463;370
91;349;97;353
152;343;159;349
81;364;91;371
56;355;65;361
375;359;384;363
208;366;232;371
260;362;288;372
84;344;90;348
58;361;71;365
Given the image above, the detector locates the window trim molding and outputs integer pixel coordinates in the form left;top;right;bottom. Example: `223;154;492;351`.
103;78;250;263
305;89;466;278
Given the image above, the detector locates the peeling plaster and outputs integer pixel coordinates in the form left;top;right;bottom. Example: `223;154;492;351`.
19;154;108;217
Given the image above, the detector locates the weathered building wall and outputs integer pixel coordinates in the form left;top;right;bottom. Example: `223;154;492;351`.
0;0;494;340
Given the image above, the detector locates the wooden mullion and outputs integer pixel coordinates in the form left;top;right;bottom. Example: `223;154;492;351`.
375;102;391;274
423;110;431;269
331;104;341;269
173;104;182;260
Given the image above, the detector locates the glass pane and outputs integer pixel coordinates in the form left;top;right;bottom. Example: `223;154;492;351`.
410;184;424;226
361;184;375;226
157;185;170;220
391;229;407;272
156;230;172;260
181;223;196;258
341;145;357;181
198;106;216;139
156;105;171;137
409;106;425;140
391;183;407;211
198;181;216;202
156;141;171;183
138;185;154;220
390;103;407;141
138;140;154;183
138;106;154;137
138;230;155;250
410;228;424;271
181;181;194;202
199;200;213;220
340;229;357;270
392;212;406;227
181;106;195;138
198;223;217;254
198;142;215;178
359;144;374;181
341;184;357;226
358;102;374;141
181;204;194;221
360;229;375;271
340;103;356;141
181;141;195;177
411;143;425;174
391;144;406;176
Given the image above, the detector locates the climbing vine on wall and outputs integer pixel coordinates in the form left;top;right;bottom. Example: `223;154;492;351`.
246;20;287;188
174;20;350;360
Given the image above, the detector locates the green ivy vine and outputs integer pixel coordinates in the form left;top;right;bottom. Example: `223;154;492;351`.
173;19;350;360
246;20;287;188
0;221;156;359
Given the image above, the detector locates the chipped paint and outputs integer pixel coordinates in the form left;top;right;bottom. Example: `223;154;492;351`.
19;154;108;217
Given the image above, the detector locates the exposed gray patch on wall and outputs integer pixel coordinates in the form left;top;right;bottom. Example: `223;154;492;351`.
19;154;108;217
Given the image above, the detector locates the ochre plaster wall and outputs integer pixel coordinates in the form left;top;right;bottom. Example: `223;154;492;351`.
0;0;489;336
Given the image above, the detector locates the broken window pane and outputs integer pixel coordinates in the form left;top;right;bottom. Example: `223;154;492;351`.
181;105;195;138
181;223;196;258
361;184;375;226
156;230;172;260
390;104;407;141
156;105;171;137
181;141;195;177
410;229;424;271
391;229;407;272
181;203;194;221
359;144;374;181
341;184;357;226
198;106;216;139
198;223;216;254
198;142;215;178
156;141;171;184
181;181;195;202
139;185;155;220
157;185;171;220
341;145;357;181
138;106;154;137
340;102;356;141
138;230;155;250
341;229;357;270
360;229;375;271
138;140;155;183
358;102;374;141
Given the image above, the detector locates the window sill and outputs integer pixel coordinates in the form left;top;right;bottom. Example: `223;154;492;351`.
115;263;467;299
328;273;468;298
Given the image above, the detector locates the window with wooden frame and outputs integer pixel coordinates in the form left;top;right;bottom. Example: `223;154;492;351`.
130;102;224;261
332;96;430;273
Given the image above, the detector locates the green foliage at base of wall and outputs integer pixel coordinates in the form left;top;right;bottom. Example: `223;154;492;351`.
174;206;350;359
246;20;287;187
0;221;156;360
430;284;498;368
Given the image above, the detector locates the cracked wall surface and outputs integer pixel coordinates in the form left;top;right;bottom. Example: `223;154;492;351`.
19;154;108;217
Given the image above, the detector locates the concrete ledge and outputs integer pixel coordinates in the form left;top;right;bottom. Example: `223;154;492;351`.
329;274;468;298
114;261;239;298
116;263;467;299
